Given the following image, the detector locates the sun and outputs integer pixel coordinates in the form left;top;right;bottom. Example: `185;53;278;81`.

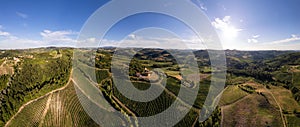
222;26;240;39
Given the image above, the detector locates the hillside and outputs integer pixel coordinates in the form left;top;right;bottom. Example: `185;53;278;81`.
0;48;300;126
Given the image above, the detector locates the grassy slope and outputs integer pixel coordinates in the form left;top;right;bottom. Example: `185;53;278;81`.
221;82;287;127
293;72;300;89
269;86;300;112
7;81;100;127
222;93;283;127
6;95;49;127
286;115;300;127
219;85;249;106
5;49;300;127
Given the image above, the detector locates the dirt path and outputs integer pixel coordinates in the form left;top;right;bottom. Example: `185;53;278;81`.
221;106;224;127
111;95;137;117
0;59;6;67
110;94;138;127
38;94;53;127
72;73;138;126
5;71;73;127
266;88;287;127
220;84;287;127
220;95;249;126
73;71;136;115
217;87;228;127
220;91;249;127
71;78;115;112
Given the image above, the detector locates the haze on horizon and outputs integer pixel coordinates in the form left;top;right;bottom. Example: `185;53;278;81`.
0;0;300;50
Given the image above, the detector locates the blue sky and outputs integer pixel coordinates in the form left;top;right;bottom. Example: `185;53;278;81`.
0;0;300;50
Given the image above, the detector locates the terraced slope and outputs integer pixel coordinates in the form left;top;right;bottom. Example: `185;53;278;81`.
6;81;100;127
6;95;49;127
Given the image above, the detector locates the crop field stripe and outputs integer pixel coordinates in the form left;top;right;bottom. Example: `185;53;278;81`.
72;78;116;111
5;70;73;127
41;80;101;126
38;94;52;127
5;94;49;127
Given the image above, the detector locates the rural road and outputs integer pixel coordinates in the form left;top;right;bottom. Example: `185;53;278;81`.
266;88;287;127
5;70;73;127
220;85;287;127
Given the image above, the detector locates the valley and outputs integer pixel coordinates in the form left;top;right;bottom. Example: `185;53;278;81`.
0;47;300;126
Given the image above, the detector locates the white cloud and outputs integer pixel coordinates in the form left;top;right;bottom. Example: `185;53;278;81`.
0;31;11;37
0;32;42;49
242;34;300;50
87;38;96;43
252;35;260;38
128;34;136;39
247;35;260;43
0;38;42;49
270;34;300;44
75;33;208;49
212;16;243;32
246;41;300;51
200;3;207;11
212;16;233;30
96;35;206;49
0;29;78;49
222;5;227;11
40;30;77;46
248;39;258;43
16;12;28;19
0;25;10;37
212;16;242;39
194;0;207;11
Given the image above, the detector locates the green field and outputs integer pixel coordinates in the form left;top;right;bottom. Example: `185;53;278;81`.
0;49;72;126
293;72;300;89
219;85;249;106
7;82;101;127
6;95;50;127
286;115;300;127
2;48;300;126
42;82;101;127
270;86;300;113
222;94;283;127
0;74;9;91
0;58;4;65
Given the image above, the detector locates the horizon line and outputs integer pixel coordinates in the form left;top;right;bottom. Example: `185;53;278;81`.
0;46;299;52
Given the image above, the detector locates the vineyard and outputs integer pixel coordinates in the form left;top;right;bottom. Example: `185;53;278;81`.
6;95;49;127
0;49;73;126
6;81;100;127
1;48;300;126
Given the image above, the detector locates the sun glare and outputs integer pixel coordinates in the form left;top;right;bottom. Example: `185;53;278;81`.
223;26;239;39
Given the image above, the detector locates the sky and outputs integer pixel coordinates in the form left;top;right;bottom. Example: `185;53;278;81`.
0;0;300;50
